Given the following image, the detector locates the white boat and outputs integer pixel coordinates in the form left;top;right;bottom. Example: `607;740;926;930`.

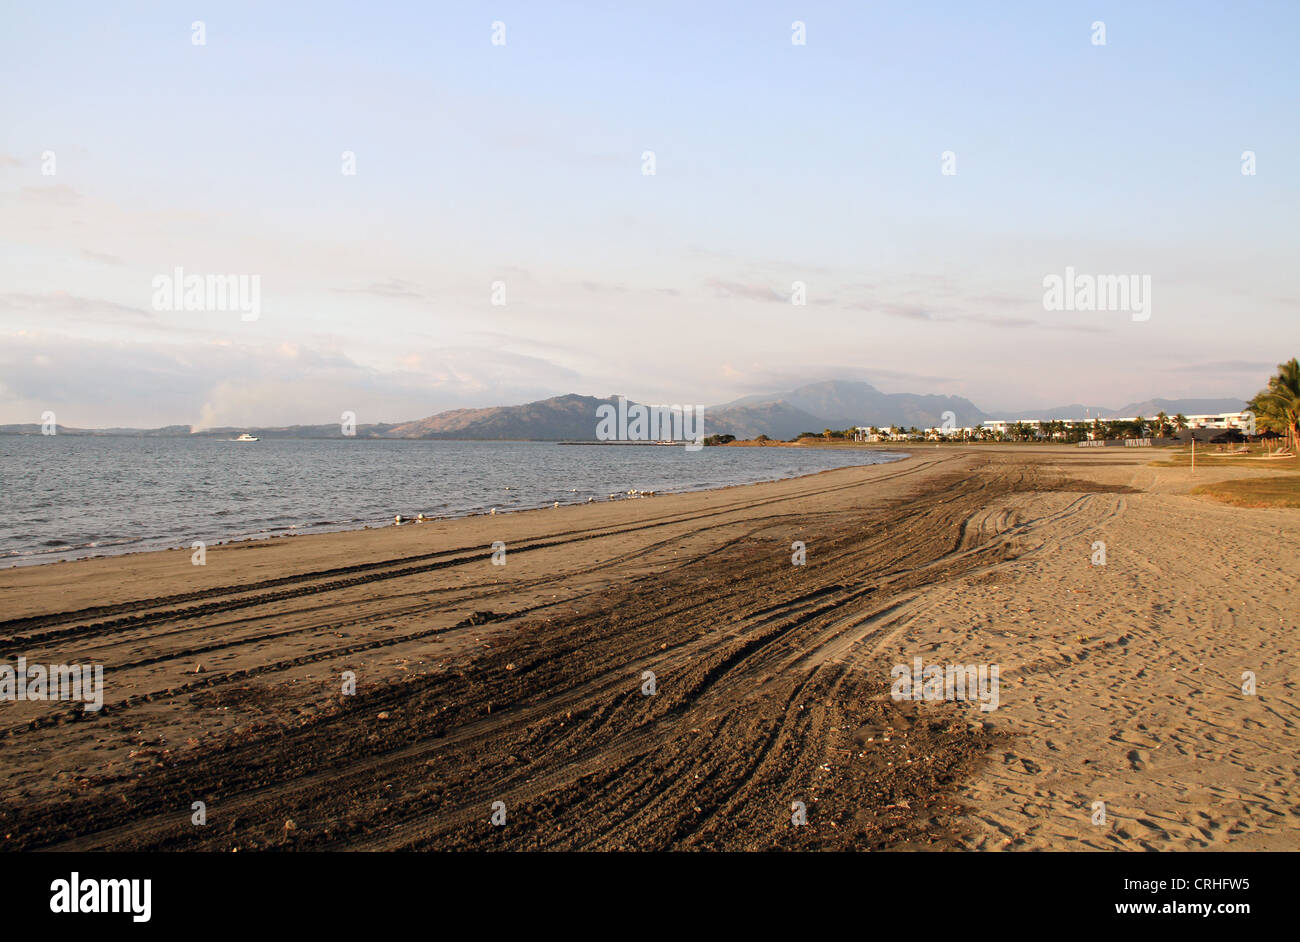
234;432;259;442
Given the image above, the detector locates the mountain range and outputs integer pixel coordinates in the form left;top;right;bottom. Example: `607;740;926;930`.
705;382;990;439
0;382;1248;441
1009;398;1254;422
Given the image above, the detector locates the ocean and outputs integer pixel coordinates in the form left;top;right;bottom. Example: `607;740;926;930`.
0;437;904;567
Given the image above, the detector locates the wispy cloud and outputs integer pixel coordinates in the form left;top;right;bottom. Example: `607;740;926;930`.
1164;360;1276;373
714;365;957;396
0;333;583;429
333;278;426;301
0;291;151;321
965;314;1038;329
580;280;628;294
845;300;938;320
21;184;81;205
81;249;124;266
703;279;786;303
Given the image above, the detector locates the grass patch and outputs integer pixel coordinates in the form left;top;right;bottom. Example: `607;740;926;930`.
1191;475;1300;508
1151;445;1298;470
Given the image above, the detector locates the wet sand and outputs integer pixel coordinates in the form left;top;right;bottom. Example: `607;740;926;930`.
1;447;1295;850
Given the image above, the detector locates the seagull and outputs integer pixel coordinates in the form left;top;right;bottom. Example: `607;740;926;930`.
394;514;404;525
553;501;559;509
489;508;497;515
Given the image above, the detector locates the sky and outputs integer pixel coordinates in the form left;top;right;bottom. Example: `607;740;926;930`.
1;1;1297;428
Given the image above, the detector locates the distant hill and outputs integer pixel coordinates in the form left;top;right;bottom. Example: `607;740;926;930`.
384;382;989;441
707;380;989;438
1105;397;1247;418
995;398;1248;422
1004;404;1111;422
694;401;827;442
386;393;611;440
0;422;397;439
0;423;194;437
0;388;1253;441
192;424;400;439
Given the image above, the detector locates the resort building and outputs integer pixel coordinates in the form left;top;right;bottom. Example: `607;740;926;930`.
852;411;1252;444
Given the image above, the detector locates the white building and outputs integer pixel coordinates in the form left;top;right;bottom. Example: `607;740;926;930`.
923;426;978;440
979;420;1052;438
853;412;1253;443
1107;412;1249;431
853;426;912;442
1184;411;1251;430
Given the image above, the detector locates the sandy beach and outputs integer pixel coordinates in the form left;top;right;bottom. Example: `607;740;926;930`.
1;446;1296;851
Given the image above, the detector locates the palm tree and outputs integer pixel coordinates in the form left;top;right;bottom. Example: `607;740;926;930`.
1156;410;1169;438
1174;413;1188;431
1249;358;1300;452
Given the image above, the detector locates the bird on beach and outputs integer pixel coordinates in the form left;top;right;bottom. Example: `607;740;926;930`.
416;513;426;523
553;501;559;509
394;514;404;525
489;508;497;515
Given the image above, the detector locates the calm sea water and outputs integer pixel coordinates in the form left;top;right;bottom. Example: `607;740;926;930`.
0;437;904;568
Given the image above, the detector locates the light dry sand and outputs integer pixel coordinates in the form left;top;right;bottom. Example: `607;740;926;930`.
866;452;1300;850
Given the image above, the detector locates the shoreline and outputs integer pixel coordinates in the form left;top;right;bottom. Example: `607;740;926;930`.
0;448;910;571
0;453;923;615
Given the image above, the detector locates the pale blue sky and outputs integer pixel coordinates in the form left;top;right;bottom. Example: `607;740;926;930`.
1;1;1296;426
